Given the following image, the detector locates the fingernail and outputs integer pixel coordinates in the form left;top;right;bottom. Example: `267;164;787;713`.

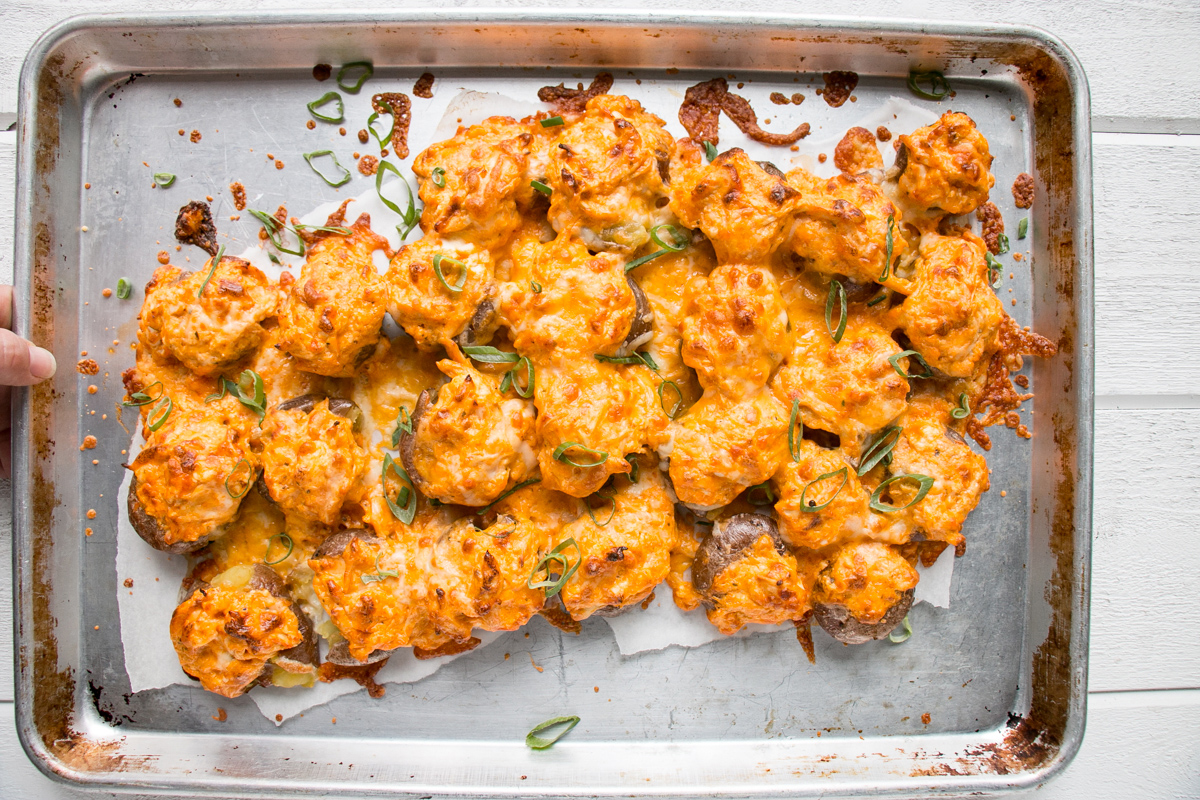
29;346;56;380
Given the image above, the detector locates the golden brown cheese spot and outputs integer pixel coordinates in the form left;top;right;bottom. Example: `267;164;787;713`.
276;215;389;377
703;533;808;635
138;259;277;376
897;111;995;215
261;400;367;525
669;142;798;263
243;324;332;403
408;359;536;506
412;116;530;248
170;584;301;698
813;541;917;624
680;264;789;399
668;388;788;508
833;127;883;174
202;489;326;576
535;359;667;498
895;232;1003;378
353;338;444;446
559;462;677;620
385;236;495;351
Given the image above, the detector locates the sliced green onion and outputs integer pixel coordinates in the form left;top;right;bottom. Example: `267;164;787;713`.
264;532;294;565
478;478;541;515
233;369;268;423
800;466;849;512
594;352;654;367
528;538;582;597
433;253;468;293
361;551;399;584
293;223;352;236
985;252;1003;287
431;166;446;188
376;161;420;239
336;61;373;94
703;140;717;162
306;91;345;123
552;442;608;468
153;172;176;188
196;244;226;298
531;179;552;196
203;380;227;404
824;279;847;344
116;278;132;300
303;150;352;188
907;70;951;101
125;381;163;406
869;473;935;513
541;115;565;128
624;249;670;272
391;405;413;448
530;280;542;293
658;380;683;419
881;213;895;282
787;399;803;463
146;395;173;432
1018;218;1029;240
249;209;305;257
889;614;913;644
650;224;688;252
225;458;254;499
462;345;520;364
745;482;775;506
996;233;1011;256
382;453;417;524
867;290;890;307
888;350;934;380
501;356;535;399
625;454;640;483
951;393;971;420
586;492;616;526
367;105;394;149
858;426;901;476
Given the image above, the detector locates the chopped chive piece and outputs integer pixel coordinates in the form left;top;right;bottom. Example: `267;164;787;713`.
146;395;173;432
658;380;683;419
376;161;420;239
881;213;895;282
361;551;399;584
116;278;132;300
541;115;565;127
951;393;971;420
462;345;520;364
336;61;373;94
306;91;345;123
552;442;608;468
431;166;446;187
996;233;1011;256
800;466;849;512
889;614;913;644
586;492;616;526
907;70;951;101
888;349;934;380
869;473;935;513
225;458;254;499
528;538;582;597
503;357;535;398
1018;218;1029;240
433;253;468;293
650;224;688;252
382;453;417;524
624;249;670;272
125;381;163;407
787;399;803;462
196;244;226;298
264;532;293;565
745;481;775;506
824;279;847;344
703;140;718;162
153;172;176;188
478;478;541;515
867;290;890;307
249;209;305;257
391;405;413;448
531;179;552;196
858;426;901;476
303;150;352;187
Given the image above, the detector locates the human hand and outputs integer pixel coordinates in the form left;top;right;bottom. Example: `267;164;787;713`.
0;285;57;477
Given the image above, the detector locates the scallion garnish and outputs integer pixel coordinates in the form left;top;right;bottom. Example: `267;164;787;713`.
153;172;176;188
650;224;688;252
367;102;395;149
233;369;267;423
500;356;535;398
376;161;420;240
264;532;293;565
478;478;541;515
541;115;565;128
624;249;669;272
528;538;582;597
249;209;305;257
531;179;552;196
867;290;890;307
996;233;1011;256
116;278;132;300
361;551;399;584
703;140;718;162
433;253;468;293
225;458;254;499
526;714;581;749
431;166;446;187
594;352;658;369
462;345;520;364
858;426;901;476
306;91;345;123
787;399;803;462
907;70;951;101
869;473;935;513
552;442;608;468
1018;218;1029;240
889;614;913;644
124;381;163;406
382;453;417;524
625;454;640;483
336;61;373;94
825;279;847;344
951;393;971;420
985;252;1003;287
658;380;683;419
146;395;173;432
586;492;616;526
888;350;934;380
531;280;542;293
293;223;352;236
303;150;352;187
196;244;226;298
881;213;895;282
745;482;775;506
391;405;413;448
800;466;849;512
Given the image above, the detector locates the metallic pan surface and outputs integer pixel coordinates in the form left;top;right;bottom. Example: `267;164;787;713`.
12;10;1093;798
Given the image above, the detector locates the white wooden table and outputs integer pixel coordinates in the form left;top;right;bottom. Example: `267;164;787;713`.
3;2;1199;797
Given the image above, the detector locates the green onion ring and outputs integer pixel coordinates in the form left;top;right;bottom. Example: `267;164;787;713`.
303;150;352;187
624;454;640;483
888;350;934;380
225;458;254;499
824;279;847;344
858;426;901;476
869;473;935;513
889;614;913;644
907;70;951;101
541;115;565;128
1018;218;1029;240
264;532;294;565
361;551;400;584
586;493;616;526
996;233;1011;255
116;277;132;300
787;399;803;463
196;244;226;298
658;380;684;419
367;102;395;149
433;253;468;293
703;141;718;162
382;453;417;524
650;224;688;252
951;393;971;420
624;249;670;272
462;345;521;364
506;357;535;398
306;91;345;123
146;395;173;432
745;482;775;506
799;467;849;512
478;478;541;516
528;538;582;597
881;213;895;282
531;179;552;196
125;381;163;407
431;166;446;187
249;209;305;257
530;280;542;293
336;61;373;94
153;172;176;187
375;161;419;238
552;442;608;468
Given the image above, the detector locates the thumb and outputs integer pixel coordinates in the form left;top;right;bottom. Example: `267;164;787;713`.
0;329;56;385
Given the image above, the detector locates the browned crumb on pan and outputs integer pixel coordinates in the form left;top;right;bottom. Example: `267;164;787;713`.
318;659;388;699
413;72;436;98
876;125;892;142
190;129;202;143
229;182;247;211
679;77;810;146
975;202;1005;254
1012;172;1035;208
792;92;805;105
175;200;218;255
413;637;482;661
275;160;284;170
793;614;816;664
80;436;98;451
770;92;790;105
721;88;810;145
537;72;614;114
357;154;379;176
371;92;413;159
833;126;882;174
312;63;332;82
306;120;316;130
173;98;182;107
538;605;582;635
357;129;369;144
966;315;1058;449
77;359;99;376
157;250;170;265
821;71;859;108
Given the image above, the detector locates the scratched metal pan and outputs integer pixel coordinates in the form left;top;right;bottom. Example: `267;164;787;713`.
12;9;1093;797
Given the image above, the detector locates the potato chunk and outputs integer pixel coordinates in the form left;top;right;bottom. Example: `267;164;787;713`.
386;236;495;351
896;111;995;215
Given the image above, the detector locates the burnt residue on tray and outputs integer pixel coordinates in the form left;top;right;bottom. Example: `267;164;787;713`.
413;72;436;99
820;71;859;108
1012;172;1035;208
312;63;332;81
371;92;412;159
538;72;614;113
975;201;1005;254
679;77;809;146
174;201;217;255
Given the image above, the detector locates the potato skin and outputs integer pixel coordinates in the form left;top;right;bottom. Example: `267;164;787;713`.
128;474;225;555
692;513;784;595
812;589;915;645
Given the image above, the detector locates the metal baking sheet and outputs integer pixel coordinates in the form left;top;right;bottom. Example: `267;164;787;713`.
12;10;1093;797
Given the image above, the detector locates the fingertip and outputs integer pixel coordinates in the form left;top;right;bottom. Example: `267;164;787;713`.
29;346;56;381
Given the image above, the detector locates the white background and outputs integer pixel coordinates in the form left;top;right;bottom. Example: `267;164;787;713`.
2;2;1199;798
